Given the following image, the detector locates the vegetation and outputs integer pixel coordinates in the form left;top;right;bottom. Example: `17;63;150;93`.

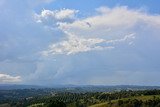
90;95;160;107
1;87;160;107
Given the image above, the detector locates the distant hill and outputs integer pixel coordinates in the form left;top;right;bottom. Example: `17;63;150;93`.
0;84;160;91
0;84;45;90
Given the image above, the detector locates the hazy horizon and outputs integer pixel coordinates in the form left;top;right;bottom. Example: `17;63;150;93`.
0;0;160;86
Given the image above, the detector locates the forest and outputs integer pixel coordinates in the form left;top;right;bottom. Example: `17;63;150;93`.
1;87;160;107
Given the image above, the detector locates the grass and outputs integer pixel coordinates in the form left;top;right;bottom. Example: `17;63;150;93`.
28;103;44;107
89;95;160;107
0;103;10;107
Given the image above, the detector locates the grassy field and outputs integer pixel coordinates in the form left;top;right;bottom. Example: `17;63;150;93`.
28;103;44;107
0;103;10;107
89;95;160;107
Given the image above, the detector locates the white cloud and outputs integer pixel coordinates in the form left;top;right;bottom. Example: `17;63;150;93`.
58;6;160;38
30;6;160;85
0;73;21;83
34;9;78;27
37;7;144;55
42;32;135;55
43;37;113;55
55;9;78;20
106;33;135;44
40;6;159;56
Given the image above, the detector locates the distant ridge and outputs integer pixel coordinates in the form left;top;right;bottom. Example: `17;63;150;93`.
0;84;160;91
0;84;45;90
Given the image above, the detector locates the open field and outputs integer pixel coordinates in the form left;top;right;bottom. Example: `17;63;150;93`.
90;95;160;107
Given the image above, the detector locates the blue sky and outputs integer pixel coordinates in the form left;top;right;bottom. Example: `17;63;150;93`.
0;0;160;86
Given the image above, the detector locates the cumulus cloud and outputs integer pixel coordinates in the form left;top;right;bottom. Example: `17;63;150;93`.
0;73;21;83
58;6;160;39
1;2;160;85
42;32;135;55
42;35;111;55
34;9;79;27
39;7;141;55
39;6;159;56
106;33;135;44
35;6;160;85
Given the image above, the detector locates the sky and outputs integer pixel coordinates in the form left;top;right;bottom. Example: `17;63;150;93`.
0;0;160;86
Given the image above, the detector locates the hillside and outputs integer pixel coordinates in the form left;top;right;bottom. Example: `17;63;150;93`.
90;95;160;107
1;88;160;107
